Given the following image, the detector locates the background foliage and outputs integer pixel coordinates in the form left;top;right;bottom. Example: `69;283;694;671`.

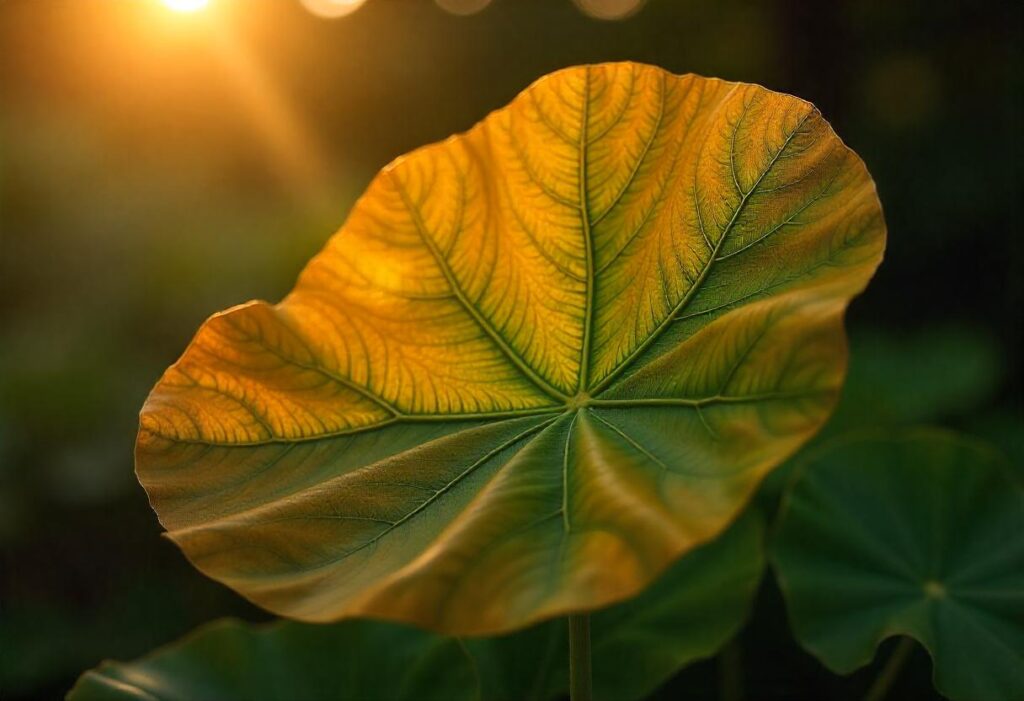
1;0;1020;699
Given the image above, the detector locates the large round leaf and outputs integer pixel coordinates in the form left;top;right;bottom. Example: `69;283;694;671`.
771;430;1024;701
137;62;885;634
66;618;476;701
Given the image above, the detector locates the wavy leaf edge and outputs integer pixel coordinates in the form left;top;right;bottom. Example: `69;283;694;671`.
137;61;886;635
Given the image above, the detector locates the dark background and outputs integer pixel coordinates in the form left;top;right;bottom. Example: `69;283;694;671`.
1;0;1020;698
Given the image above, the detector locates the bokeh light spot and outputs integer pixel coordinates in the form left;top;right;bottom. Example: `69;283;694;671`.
573;0;646;21
300;0;369;19
863;54;941;131
436;0;492;16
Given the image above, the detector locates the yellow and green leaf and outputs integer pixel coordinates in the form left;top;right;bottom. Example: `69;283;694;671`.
137;62;885;634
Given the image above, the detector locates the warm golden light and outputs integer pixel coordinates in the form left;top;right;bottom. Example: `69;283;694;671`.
206;26;335;213
161;0;210;13
300;0;369;19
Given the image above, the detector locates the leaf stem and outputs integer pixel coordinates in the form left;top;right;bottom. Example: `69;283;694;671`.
718;637;743;701
568;614;593;701
863;637;914;701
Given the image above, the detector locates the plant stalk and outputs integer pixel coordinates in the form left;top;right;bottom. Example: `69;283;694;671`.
568;614;592;701
863;637;914;701
718;637;743;701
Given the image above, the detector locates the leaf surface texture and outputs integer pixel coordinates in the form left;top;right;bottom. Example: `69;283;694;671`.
138;62;885;633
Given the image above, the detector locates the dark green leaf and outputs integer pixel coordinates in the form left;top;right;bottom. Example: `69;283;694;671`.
66;618;477;701
771;429;1024;701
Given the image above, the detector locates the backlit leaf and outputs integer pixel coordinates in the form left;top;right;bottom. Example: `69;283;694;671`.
137;62;885;634
771;430;1024;701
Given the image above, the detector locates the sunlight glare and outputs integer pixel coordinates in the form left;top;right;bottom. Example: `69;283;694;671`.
161;0;210;13
208;27;334;213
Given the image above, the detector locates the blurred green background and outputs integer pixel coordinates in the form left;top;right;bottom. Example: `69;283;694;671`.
1;0;1020;699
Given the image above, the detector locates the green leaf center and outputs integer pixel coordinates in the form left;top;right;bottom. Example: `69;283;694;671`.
567;392;592;410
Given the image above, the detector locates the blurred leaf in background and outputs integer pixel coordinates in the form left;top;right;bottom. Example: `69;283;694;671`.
835;325;1002;428
67;618;478;701
757;323;1005;505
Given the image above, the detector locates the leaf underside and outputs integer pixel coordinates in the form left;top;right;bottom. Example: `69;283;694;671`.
137;62;885;634
771;430;1024;701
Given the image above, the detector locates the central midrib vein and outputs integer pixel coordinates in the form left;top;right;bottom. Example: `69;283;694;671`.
166;96;818;450
577;67;595;393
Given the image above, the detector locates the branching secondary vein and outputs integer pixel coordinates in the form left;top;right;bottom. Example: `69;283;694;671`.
390;172;570;404
589;106;815;396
